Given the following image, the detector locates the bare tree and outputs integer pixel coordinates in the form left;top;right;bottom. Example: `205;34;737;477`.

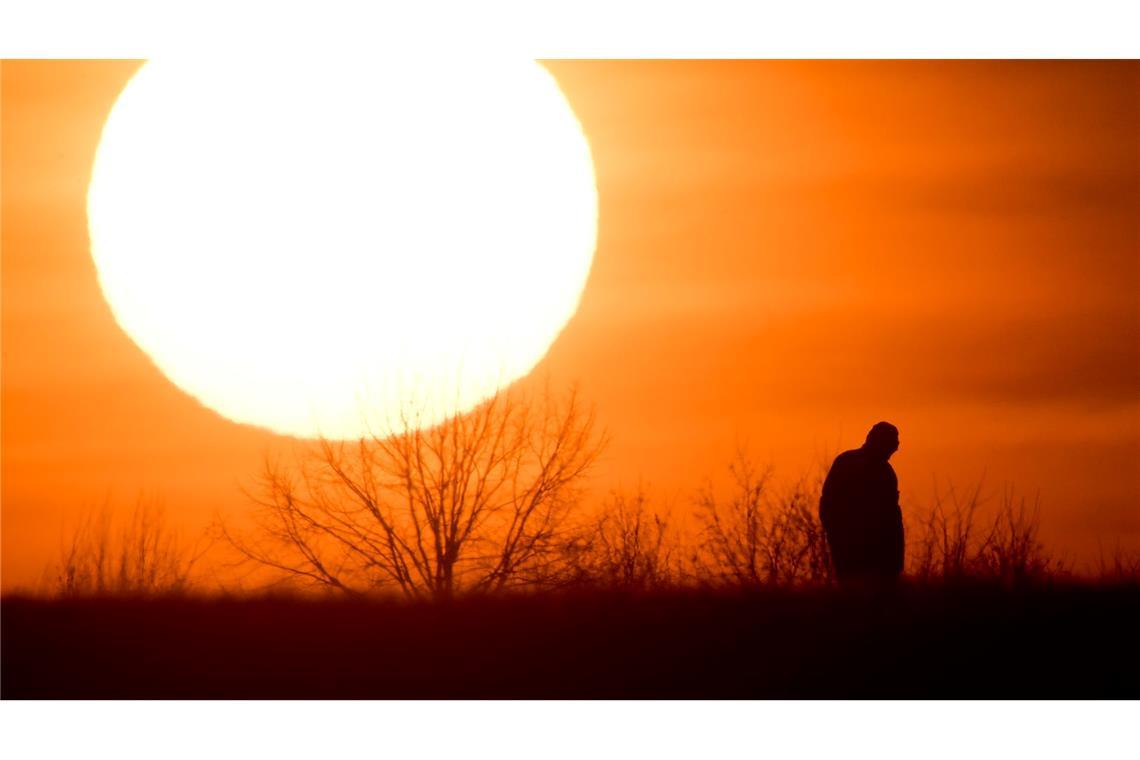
55;501;201;596
694;452;831;588
223;386;604;599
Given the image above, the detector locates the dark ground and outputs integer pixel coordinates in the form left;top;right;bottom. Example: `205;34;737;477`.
3;583;1137;698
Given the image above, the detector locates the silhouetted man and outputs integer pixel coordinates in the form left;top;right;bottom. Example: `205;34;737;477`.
819;422;904;584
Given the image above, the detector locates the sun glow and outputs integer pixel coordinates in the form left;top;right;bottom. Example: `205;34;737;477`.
86;58;598;438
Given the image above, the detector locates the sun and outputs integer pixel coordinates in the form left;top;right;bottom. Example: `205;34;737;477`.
87;58;598;439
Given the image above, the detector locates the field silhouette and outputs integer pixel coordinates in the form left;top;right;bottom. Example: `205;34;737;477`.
4;582;1138;698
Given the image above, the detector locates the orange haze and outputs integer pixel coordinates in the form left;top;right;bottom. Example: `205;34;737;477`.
3;60;1138;590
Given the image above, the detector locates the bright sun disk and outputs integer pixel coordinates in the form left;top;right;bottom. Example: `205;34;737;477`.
87;58;598;438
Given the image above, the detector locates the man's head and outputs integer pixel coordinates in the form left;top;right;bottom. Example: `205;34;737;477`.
863;421;900;461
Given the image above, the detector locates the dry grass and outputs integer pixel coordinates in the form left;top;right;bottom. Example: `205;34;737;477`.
558;485;682;590
908;481;1063;585
693;452;831;587
1095;544;1140;584
54;501;203;596
44;459;1137;597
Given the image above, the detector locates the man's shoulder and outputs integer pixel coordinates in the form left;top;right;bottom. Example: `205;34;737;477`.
826;449;864;478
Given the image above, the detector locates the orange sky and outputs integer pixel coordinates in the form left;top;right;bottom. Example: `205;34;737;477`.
3;60;1138;590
